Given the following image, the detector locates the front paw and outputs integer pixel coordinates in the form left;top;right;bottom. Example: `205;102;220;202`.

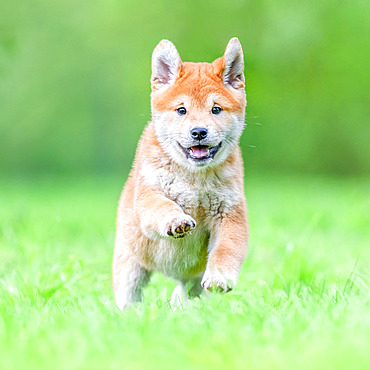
201;269;235;293
166;215;196;239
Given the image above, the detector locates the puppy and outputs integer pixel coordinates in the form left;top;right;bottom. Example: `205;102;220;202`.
113;38;248;309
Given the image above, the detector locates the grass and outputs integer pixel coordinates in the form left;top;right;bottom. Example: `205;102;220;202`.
0;172;369;370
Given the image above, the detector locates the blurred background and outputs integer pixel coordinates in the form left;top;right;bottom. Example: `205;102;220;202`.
1;3;369;368
0;0;369;176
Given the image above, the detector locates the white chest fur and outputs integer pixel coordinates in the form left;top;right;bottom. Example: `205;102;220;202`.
140;161;240;220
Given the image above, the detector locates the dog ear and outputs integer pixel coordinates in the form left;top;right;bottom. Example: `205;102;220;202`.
151;40;182;91
222;37;245;90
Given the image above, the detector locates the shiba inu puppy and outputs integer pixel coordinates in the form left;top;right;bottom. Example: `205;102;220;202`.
113;38;248;309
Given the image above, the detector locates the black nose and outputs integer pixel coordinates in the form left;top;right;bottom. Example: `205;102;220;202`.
190;127;208;141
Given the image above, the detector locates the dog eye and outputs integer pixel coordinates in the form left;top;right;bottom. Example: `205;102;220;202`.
211;106;222;115
176;107;187;116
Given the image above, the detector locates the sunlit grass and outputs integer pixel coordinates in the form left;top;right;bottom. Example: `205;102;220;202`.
0;173;369;369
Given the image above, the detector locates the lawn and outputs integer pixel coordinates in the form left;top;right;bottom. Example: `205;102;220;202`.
0;173;369;370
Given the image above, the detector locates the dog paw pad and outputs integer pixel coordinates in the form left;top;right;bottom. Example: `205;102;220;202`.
167;216;196;238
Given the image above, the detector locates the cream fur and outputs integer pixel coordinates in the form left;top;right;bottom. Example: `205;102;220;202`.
113;38;249;310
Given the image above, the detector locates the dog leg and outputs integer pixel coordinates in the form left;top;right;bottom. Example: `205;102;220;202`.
135;183;196;240
113;254;151;310
202;202;248;293
170;282;189;310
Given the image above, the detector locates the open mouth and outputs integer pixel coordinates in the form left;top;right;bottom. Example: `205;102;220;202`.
178;142;222;162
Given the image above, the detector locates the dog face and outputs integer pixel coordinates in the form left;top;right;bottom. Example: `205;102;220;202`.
151;38;246;171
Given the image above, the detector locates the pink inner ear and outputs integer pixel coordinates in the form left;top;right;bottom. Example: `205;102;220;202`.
222;39;245;89
157;58;172;84
224;53;244;88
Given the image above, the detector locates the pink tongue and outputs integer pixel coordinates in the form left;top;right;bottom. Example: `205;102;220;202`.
191;146;209;158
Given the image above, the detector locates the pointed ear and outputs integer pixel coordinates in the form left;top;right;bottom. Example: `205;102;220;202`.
223;37;245;89
151;40;182;91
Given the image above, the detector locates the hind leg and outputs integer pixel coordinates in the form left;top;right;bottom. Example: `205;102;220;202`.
170;281;189;310
170;277;204;310
113;254;151;310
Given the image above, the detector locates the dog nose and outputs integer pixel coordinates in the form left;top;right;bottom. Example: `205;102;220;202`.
190;127;208;140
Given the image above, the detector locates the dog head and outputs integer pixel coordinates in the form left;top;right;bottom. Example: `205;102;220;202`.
151;38;246;171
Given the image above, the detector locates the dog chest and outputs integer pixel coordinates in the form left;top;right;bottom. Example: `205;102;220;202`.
140;162;239;218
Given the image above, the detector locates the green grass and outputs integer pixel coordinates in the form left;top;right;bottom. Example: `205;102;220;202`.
0;173;369;370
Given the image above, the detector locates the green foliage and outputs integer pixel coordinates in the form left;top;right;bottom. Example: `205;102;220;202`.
0;174;369;369
0;0;369;175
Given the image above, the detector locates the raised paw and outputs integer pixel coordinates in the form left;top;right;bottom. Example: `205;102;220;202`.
201;269;235;293
167;215;196;239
